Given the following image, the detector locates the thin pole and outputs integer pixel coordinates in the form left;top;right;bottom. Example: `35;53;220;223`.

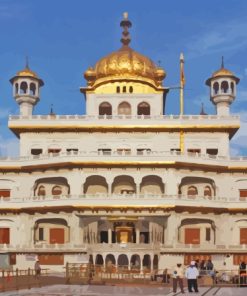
179;53;185;153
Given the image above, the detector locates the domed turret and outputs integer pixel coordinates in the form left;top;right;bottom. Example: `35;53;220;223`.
206;57;239;116
10;60;44;116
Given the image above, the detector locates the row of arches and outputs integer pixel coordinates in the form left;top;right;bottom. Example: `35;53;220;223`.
33;175;216;197
15;81;37;96
93;253;158;271
99;101;150;116
212;81;235;95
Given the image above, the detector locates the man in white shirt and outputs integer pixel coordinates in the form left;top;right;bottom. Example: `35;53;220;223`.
185;261;199;293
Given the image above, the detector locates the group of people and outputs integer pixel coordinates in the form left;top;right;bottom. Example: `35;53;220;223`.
172;259;214;293
172;261;199;293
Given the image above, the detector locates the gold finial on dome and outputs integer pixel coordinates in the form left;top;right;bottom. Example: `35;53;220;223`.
120;11;132;46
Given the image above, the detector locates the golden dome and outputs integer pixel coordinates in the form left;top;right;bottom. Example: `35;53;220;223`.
83;13;166;89
206;57;240;86
17;67;39;79
84;46;165;88
10;65;44;86
212;67;235;78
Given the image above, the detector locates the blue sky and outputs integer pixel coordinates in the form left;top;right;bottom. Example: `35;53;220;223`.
0;0;247;156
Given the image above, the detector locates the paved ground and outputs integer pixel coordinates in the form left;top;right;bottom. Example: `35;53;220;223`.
0;285;246;296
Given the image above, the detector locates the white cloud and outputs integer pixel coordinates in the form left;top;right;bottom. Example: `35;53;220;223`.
0;136;19;157
187;20;247;58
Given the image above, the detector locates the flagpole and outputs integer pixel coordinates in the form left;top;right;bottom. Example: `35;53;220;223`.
180;53;184;115
179;53;185;153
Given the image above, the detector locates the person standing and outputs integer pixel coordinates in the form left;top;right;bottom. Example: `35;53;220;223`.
185;261;199;293
172;263;185;294
34;259;41;278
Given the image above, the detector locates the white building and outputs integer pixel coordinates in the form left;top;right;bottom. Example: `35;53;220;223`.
0;13;247;273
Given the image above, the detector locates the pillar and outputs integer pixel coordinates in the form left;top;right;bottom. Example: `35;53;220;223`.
108;227;112;244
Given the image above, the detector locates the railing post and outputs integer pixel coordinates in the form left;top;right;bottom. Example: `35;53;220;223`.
66;262;70;284
16;268;19;291
1;270;5;292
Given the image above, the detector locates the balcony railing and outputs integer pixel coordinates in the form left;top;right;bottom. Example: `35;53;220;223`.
1;150;247;163
0;193;245;210
9;114;240;121
1;242;247;253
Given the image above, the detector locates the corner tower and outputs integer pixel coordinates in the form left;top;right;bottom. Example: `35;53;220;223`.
10;61;44;116
206;58;239;116
81;13;168;116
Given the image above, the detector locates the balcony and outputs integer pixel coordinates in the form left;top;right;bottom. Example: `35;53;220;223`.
160;243;247;253
1;150;247;169
0;193;246;210
2;242;247;254
8;114;240;136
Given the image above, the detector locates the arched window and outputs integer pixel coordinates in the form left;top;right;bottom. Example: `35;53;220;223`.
20;82;28;94
30;83;36;96
129;86;133;93
221;81;229;93
230;82;234;94
137;102;150;115
204;186;212;197
118;101;131;115
99;102;112;116
213;82;219;95
37;185;46;196
52;186;62;196
123;86;126;93
187;186;198;196
116;86;120;93
15;83;19;95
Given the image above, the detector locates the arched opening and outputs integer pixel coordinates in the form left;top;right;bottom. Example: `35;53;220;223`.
105;254;116;272
95;254;104;271
153;254;159;270
15;83;19;95
118;102;131;115
83;175;108;195
140;175;164;194
137;102;150;115
178;218;216;245
34;218;69;244
112;175;136;194
221;81;229;93
118;254;128;270
187;186;198;196
30;83;36;96
37;185;46;196
130;254;140;270
179;176;216;197
204;186;212;198
116;86;120;93
231;82;234;94
34;177;70;196
122;86;126;93
99;102;112;116
213;82;219;95
20;82;28;94
52;185;62;196
143;254;151;272
129;86;133;93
